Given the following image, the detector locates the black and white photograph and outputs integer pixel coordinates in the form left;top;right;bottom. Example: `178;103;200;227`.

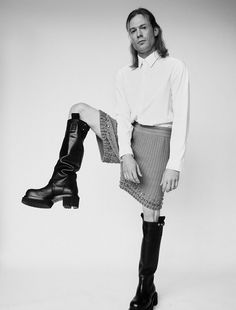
1;0;235;309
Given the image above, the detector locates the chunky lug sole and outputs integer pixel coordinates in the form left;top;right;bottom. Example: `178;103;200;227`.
129;292;158;310
21;195;79;209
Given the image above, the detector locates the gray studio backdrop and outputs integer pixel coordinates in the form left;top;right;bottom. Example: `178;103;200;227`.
1;0;236;309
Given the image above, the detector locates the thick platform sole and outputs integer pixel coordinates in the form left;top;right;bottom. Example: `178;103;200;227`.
21;195;79;209
129;291;158;310
21;197;53;208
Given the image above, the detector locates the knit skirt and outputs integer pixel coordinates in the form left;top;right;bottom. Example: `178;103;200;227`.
96;110;171;210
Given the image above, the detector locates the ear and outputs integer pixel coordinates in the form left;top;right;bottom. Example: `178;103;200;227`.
154;27;159;37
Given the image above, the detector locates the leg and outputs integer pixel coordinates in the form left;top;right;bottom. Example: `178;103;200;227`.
69;102;101;139
142;205;160;222
129;208;165;310
22;106;91;209
70;103;121;163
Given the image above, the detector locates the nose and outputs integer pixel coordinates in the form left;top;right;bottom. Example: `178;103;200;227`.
136;29;143;38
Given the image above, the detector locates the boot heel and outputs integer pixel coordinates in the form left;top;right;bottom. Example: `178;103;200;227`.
152;292;158;306
63;196;79;209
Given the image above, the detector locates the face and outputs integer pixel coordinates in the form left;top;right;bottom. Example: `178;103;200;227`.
128;14;158;58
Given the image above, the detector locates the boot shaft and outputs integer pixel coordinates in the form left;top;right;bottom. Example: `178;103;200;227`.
139;214;165;277
50;114;90;184
59;114;90;167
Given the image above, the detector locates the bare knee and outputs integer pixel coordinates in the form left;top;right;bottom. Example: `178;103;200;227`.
69;102;91;117
69;102;101;138
142;206;160;222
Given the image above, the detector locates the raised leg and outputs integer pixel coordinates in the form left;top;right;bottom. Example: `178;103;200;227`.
21;104;97;209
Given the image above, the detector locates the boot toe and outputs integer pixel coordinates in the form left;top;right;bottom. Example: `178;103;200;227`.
24;189;46;200
129;289;158;310
22;187;53;208
24;188;38;198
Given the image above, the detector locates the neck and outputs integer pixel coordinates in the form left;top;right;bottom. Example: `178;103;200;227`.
138;47;156;59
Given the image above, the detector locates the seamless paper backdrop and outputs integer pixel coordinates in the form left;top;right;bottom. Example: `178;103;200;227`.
0;0;236;306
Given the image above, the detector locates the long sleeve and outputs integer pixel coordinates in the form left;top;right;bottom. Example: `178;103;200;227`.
166;60;190;171
115;69;134;157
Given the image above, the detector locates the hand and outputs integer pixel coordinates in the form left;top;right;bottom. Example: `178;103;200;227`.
160;169;180;193
121;154;142;183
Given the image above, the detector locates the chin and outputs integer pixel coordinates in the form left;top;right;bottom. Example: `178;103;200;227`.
136;45;147;52
138;48;149;55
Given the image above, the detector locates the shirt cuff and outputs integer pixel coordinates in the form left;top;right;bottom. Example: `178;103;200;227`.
119;146;134;159
166;159;183;172
120;153;134;162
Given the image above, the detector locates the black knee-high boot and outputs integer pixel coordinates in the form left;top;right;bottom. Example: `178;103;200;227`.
129;213;165;310
22;113;90;209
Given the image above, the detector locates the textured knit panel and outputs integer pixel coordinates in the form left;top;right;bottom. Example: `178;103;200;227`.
96;110;171;210
120;124;171;210
96;110;120;163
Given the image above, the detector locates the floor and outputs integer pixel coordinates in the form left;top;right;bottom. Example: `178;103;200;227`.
0;266;235;310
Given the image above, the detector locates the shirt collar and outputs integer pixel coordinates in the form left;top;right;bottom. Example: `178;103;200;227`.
138;50;160;68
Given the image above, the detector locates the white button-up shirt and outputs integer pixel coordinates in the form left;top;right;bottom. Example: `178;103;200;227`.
115;51;190;172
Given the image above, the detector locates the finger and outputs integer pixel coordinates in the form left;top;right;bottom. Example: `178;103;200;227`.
171;178;178;190
160;171;166;186
129;169;138;183
127;170;135;182
175;179;179;188
123;169;129;181
136;164;142;177
122;167;126;177
160;176;164;186
172;179;178;191
123;166;131;181
162;181;167;193
131;170;140;183
166;180;172;192
124;173;129;180
171;180;176;191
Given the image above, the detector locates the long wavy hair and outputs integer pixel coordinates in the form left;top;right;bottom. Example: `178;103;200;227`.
126;8;169;68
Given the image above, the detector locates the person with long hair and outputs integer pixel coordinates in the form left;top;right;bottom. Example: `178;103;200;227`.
22;7;190;310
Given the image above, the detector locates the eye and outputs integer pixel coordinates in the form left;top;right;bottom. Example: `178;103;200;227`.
130;29;136;34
